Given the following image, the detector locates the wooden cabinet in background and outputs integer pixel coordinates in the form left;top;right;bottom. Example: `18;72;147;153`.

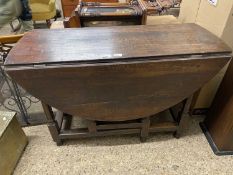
61;0;80;17
201;59;233;156
61;0;119;17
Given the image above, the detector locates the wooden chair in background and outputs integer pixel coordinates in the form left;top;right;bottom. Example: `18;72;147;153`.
0;34;24;63
0;34;23;44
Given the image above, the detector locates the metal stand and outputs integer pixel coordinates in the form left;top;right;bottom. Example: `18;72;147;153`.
0;42;40;126
0;67;29;124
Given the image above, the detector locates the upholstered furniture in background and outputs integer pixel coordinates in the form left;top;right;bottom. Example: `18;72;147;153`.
29;0;56;26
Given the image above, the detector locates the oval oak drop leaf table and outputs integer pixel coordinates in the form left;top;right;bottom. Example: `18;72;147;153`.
4;24;232;145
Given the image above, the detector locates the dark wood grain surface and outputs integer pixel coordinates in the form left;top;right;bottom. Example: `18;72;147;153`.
4;24;231;121
5;24;231;66
6;56;231;121
205;59;233;151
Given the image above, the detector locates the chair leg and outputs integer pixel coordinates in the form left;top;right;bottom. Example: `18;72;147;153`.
46;19;51;28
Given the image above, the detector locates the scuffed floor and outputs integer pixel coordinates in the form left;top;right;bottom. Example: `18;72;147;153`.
14;116;233;175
